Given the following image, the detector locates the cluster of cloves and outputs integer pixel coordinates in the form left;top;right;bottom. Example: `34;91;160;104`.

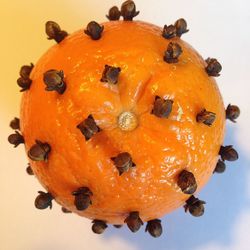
9;0;242;239
107;0;139;21
163;18;189;39
17;64;33;92
8;117;24;147
214;105;240;174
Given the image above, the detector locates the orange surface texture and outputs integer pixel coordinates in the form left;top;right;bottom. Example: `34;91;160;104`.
20;21;225;224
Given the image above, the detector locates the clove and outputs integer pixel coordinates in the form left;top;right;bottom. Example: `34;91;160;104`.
145;219;162;238
219;145;238;162
226;104;240;123
101;65;121;84
77;115;101;141
84;21;104;40
164;42;183;63
8;131;24;147
43;69;66;94
92;220;108;234
35;191;54;209
121;0;139;21
46;21;68;43
72;187;93;211
196;109;216;126
205;58;222;77
111;152;136;175
106;6;121;21
28;140;51;162
151;96;173;118
177;170;197;195
124;211;144;232
184;195;206;217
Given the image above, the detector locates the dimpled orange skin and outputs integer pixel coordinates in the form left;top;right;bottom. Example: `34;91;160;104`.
20;21;225;224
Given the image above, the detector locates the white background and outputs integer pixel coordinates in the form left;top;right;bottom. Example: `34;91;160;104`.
0;1;249;249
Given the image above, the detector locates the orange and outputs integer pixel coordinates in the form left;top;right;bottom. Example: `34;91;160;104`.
20;21;225;224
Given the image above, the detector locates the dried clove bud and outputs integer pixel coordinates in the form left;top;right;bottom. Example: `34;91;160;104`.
219;145;238;162
101;65;121;84
8;131;24;147
121;0;139;21
184;195;206;217
162;24;176;39
111;152;136;175
45;21;68;43
17;77;32;92
213;159;226;174
124;211;144;232
61;207;72;213
226;104;240;123
92;220;108;234
35;191;54;210
145;219;162;238
164;42;183;63
26;163;34;175
205;58;222;77
43;69;66;94
174;18;189;37
9;117;20;130
177;170;197;195
77;115;101;141
84;21;104;40
19;63;34;79
151;96;173;118
28;140;51;162
113;224;123;228
72;187;93;211
106;6;121;21
196;109;216;126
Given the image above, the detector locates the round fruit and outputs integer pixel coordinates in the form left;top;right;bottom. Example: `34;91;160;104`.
20;20;225;225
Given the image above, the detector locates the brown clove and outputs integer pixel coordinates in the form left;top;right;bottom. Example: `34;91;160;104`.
84;21;104;40
8;131;24;147
92;220;108;234
106;6;121;21
164;42;183;63
111;152;136;175
17;77;32;92
28;140;51;162
72;187;93;211
46;21;68;43
101;65;121;84
213;159;226;174
177;170;197;195
162;24;176;39
26;163;34;175
219;145;238;162
205;58;222;77
184;195;206;217
77;115;101;141
9;117;20;130
121;0;139;21
124;211;144;232
35;191;54;209
226;104;240;123
174;18;189;37
151;96;173;118
196;109;216;126
61;207;72;213
43;69;66;94
145;219;162;238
